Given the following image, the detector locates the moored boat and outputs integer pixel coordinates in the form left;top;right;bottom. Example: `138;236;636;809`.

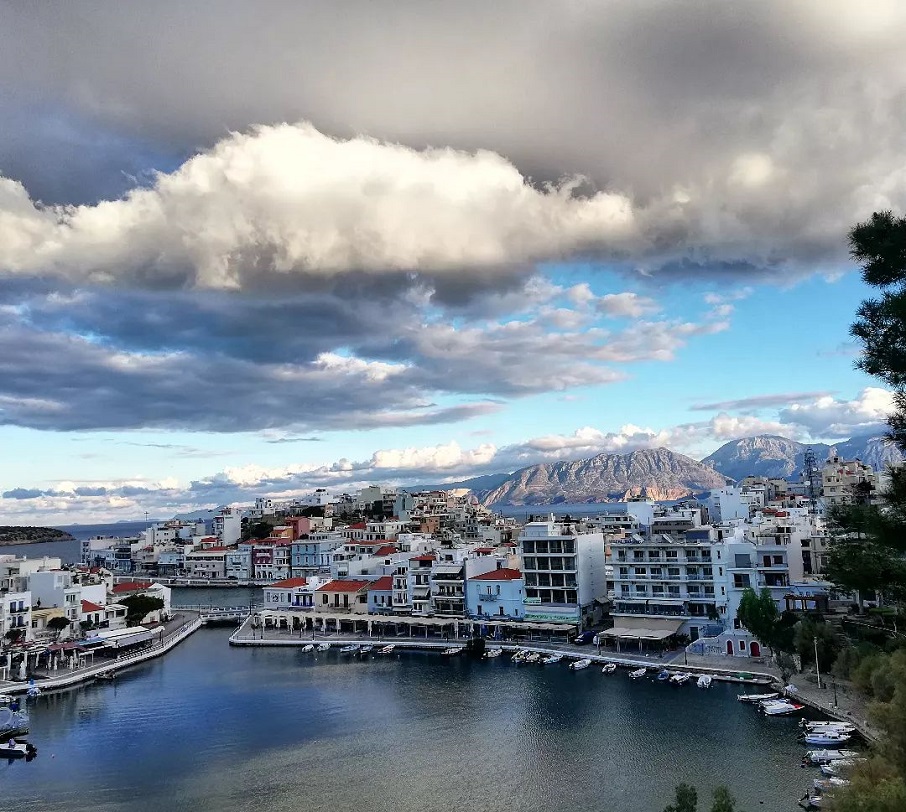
601;663;617;674
0;739;37;760
802;720;856;734
377;644;395;655
542;654;563;665
483;648;502;658
442;646;463;656
697;674;713;689
738;692;779;703
820;757;863;776
359;645;374;655
94;671;115;682
802;731;853;746
569;658;591;670
670;672;692;686
657;669;671;682
339;644;361;654
301;644;315;653
761;699;806;716
628;667;647;679
523;652;541;664
805;749;860;765
316;642;331;652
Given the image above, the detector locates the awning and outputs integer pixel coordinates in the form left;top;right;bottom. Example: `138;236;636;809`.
602;618;683;640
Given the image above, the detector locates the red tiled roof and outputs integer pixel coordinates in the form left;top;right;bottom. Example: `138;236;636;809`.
348;522;367;530
190;546;230;553
112;581;153;594
470;567;522;581
315;579;370;593
81;600;105;613
410;555;436;562
473;547;495;553
267;577;310;589
374;545;397;557
368;576;394;591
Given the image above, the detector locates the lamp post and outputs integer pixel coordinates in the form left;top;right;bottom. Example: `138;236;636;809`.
814;636;822;689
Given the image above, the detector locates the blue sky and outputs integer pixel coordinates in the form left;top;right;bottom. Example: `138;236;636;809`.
0;2;903;523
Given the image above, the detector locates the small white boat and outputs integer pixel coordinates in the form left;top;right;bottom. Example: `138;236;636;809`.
339;644;361;654
670;672;692;686
510;650;525;662
301;644;315;653
316;643;331;652
820;758;862;776
805;749;860;765
738;692;779;703
483;648;502;659
697;674;713;689
813;777;850;791
803;731;852;746
762;701;806;717
0;695;15;706
359;645;374;655
802;721;856;734
442;646;463;656
377;644;396;655
628;667;647;679
0;739;37;759
542;654;563;665
25;686;41;699
523;652;541;664
601;663;617;674
569;658;592;671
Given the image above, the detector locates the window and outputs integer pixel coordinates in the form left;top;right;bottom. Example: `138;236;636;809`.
496;585;501;595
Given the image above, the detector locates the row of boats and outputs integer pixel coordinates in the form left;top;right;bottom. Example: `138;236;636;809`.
736;693;863;809
298;643;401;656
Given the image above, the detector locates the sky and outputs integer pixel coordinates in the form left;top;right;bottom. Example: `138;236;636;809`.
1;1;905;524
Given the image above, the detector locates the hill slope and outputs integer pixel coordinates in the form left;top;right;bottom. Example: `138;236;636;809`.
480;448;730;506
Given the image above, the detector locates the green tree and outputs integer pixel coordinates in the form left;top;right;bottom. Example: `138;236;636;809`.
709;786;738;812
736;588;780;650
663;783;697;812
47;616;71;633
793;617;841;674
119;595;165;626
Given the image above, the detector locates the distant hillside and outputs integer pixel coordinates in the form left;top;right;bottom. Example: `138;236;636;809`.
0;526;75;546
479;448;730;506
701;434;902;482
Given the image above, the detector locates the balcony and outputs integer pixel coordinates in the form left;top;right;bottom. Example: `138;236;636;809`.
7;606;28;614
478;594;499;602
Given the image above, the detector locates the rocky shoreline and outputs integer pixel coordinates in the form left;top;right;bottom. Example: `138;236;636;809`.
0;526;75;546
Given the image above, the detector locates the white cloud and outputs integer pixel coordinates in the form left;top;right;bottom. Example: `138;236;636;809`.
596;292;661;318
779;387;894;437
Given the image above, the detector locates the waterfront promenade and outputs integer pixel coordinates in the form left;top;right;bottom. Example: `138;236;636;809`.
0;611;201;696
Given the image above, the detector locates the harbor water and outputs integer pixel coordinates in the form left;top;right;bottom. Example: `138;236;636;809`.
4;625;815;812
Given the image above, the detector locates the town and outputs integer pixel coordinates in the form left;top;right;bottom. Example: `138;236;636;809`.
0;451;881;675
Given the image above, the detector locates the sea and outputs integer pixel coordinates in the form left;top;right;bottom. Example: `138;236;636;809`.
0;521;152;564
3;589;818;812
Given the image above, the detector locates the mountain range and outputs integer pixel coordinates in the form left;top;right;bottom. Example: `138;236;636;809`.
417;433;902;506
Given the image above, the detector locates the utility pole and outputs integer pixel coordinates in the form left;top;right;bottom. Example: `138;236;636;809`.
814;636;822;689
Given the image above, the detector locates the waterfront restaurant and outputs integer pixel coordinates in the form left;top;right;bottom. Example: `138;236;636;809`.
600;617;684;652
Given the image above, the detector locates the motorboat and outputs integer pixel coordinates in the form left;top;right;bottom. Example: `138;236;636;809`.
805;749;860;765
697;674;713;689
523;652;541;664
339;644;361;654
657;669;671;682
510;650;525;663
738;692;779;703
442;646;463;656
762;700;806;716
542;654;563;665
601;663;617;674
802;720;856;734
301;644;315;653
377;644;396;655
803;731;853;746
25;686;41;699
569;658;592;671
629;667;647;679
0;739;37;760
813;777;850;791
316;643;331;652
359;645;374;655
820;758;863;777
670;673;692;686
483;648;502;658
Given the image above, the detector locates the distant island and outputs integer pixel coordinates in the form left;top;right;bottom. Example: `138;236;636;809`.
0;526;75;546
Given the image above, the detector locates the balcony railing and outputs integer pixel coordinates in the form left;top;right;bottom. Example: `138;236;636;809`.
478;594;499;602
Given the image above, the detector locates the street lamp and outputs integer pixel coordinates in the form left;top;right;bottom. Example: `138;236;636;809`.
814;636;822;689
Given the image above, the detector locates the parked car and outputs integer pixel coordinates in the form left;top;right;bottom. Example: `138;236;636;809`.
572;631;596;645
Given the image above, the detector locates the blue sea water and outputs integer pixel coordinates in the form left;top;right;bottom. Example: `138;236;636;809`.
3;626;818;812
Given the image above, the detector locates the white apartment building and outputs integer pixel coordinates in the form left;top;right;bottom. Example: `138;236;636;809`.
519;517;608;626
822;455;878;506
213;508;242;546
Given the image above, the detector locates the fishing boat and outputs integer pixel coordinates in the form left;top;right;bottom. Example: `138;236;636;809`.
94;671;115;682
629;667;647;679
601;663;617;674
523;652;540;664
805;749;860;765
442;646;463;656
339;644;361;654
316;642;331;652
0;739;37;760
738;692;779;703
301;644;315;653
762;699;806;716
483;648;502;658
670;672;692;686
569;658;592;671
802;731;853;746
802;720;856;734
697;674;713;689
657;669;671;682
542;654;563;665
